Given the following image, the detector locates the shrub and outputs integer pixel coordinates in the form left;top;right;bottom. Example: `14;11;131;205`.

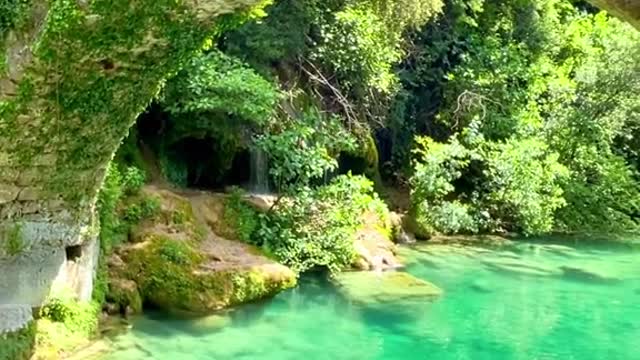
122;166;146;195
162;50;279;126
224;187;260;243
255;107;355;192
123;196;161;224
257;174;388;274
409;136;568;236
39;292;99;338
477;138;568;235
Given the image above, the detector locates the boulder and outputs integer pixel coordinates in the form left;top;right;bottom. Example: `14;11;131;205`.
106;278;143;316
119;236;296;314
559;266;622;284
111;187;297;314
352;211;403;271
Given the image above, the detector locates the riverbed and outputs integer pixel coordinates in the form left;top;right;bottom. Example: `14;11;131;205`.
100;239;640;360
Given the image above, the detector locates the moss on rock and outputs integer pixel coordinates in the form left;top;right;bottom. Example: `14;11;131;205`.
106;278;143;316
120;236;295;313
334;271;442;304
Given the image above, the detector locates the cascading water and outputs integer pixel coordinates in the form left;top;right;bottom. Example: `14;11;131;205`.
249;147;269;194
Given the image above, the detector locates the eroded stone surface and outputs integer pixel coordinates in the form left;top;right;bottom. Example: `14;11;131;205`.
0;305;33;334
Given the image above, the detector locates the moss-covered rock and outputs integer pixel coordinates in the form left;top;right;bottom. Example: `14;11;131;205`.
106;278;143;316
111;186;296;314
120;236;295;313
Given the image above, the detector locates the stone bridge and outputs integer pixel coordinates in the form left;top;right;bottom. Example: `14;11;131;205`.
591;0;640;29
0;0;264;332
0;0;637;332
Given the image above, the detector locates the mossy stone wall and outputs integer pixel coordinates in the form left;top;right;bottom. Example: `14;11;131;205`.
0;0;264;334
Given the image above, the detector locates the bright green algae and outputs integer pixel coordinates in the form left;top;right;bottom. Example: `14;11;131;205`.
101;239;640;360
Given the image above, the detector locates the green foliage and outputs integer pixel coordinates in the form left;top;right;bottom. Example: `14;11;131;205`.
0;0;31;73
410;135;568;235
224;0;319;69
157;50;280;188
0;321;36;360
96;160;150;307
415;200;476;235
314;6;402;94
256;107;355;191
39;292;100;339
0;0;31;50
162;50;279;125
476;138;569;235
123;196;161;224
411;136;470;203
98;163;150;251
122;166;146;195
399;0;640;235
309;0;442;119
257;174;387;274
98;163;125;253
410;136;476;235
224;187;260;243
555;155;640;233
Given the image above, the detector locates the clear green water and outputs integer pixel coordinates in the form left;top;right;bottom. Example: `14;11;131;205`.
102;241;640;360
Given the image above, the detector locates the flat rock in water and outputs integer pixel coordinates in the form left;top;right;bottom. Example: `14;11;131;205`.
188;313;232;332
334;271;442;304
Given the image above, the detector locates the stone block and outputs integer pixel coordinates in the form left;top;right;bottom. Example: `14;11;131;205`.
0;152;10;166
17;187;40;201
0;184;21;204
32;154;57;166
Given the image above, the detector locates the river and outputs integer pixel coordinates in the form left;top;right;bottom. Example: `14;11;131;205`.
100;239;640;360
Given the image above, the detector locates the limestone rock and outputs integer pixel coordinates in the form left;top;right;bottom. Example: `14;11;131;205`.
352;211;403;271
0;184;21;204
389;212;416;244
114;187;297;314
106;278;143;316
334;271;442;304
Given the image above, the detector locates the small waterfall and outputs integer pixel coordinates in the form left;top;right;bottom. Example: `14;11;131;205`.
249;147;269;194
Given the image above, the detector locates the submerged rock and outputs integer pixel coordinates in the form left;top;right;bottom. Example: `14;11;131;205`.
559;266;621;284
469;280;493;294
482;258;559;277
188;313;232;332
334;271;442;304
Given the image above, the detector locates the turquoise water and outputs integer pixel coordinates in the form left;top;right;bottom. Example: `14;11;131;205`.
102;241;640;360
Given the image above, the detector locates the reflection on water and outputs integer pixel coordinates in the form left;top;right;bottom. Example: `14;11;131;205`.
102;240;640;360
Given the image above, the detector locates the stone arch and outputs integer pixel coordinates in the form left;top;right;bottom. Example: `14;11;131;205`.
0;0;264;332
